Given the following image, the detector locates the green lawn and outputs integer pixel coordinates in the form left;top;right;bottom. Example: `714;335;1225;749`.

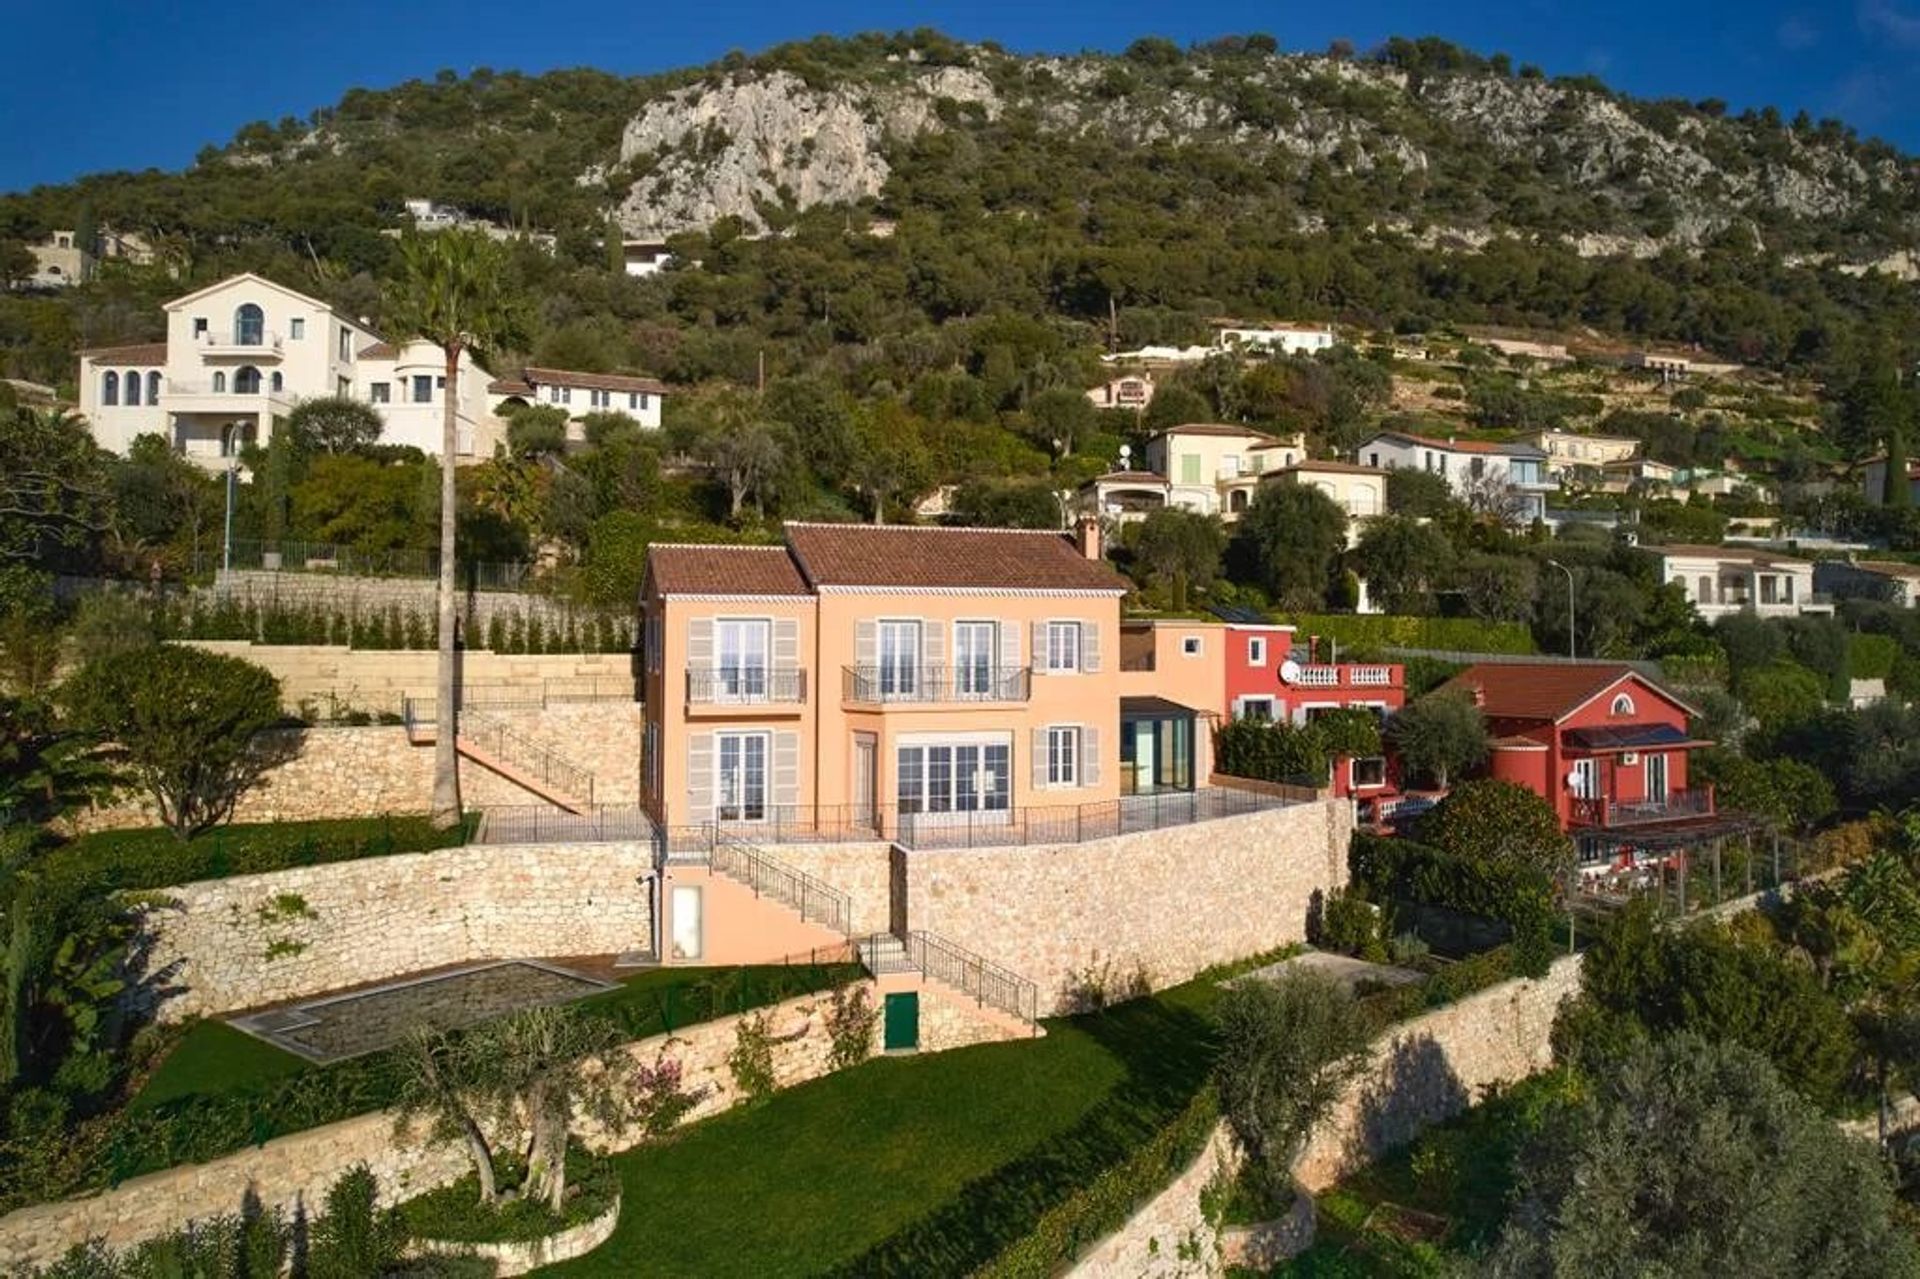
132;1021;307;1111
546;970;1229;1278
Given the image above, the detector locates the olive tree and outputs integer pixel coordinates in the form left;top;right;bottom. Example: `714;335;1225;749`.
1384;689;1489;790
1214;969;1373;1200
286;395;384;454
61;645;283;839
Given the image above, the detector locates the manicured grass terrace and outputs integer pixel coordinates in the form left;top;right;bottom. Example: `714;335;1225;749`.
545;970;1231;1278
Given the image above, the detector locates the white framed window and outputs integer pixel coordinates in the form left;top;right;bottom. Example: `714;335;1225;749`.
1047;726;1080;786
370;382;390;404
953;620;997;697
411;374;432;403
1351;757;1387;789
338;328;352;361
1237;697;1275;722
1570;757;1600;799
878;619;921;697
1247;637;1266;666
713;618;771;700
101;371;117;406
1046;621;1081;673
897;735;1011;815
1181;636;1202;657
289;318;305;339
1610;693;1636;716
714;730;769;822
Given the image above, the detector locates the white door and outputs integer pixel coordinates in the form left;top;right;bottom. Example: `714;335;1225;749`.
715;732;768;821
878;620;921;699
1645;753;1669;803
670;885;703;960
715;619;769;701
1570;758;1600;799
853;734;877;829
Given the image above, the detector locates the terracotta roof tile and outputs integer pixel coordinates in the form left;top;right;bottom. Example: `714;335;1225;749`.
645;544;809;597
523;366;667;395
79;342;167;365
1439;663;1693;724
1270;460;1387;476
1151;422;1288;444
784;523;1127;592
358;341;398;359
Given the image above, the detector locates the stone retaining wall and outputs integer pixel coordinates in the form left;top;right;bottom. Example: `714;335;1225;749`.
766;842;896;935
411;1192;623;1276
210;570;612;637
138;841;657;1021
1063;1122;1241;1278
896;801;1352;1015
68;700;639;832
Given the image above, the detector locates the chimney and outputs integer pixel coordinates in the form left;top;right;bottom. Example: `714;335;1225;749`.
1470;682;1486;708
1075;513;1103;561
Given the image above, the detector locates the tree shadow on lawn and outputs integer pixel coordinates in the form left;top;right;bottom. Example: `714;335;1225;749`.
822;992;1221;1277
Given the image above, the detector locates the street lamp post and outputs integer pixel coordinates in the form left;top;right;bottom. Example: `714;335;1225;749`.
1547;559;1575;659
222;452;237;576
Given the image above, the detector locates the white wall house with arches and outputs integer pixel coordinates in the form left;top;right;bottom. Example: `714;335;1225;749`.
76;273;492;466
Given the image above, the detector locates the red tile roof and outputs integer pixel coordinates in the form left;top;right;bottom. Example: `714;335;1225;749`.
358;341;399;359
785;523;1127;592
1368;430;1544;457
79;342;168;365
1271;460;1386;476
1151;423;1289;444
1439;663;1671;723
645;544;809;597
487;379;535;396
522;366;667;395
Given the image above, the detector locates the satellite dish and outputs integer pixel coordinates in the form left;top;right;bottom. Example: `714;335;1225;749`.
1566;770;1582;787
1278;659;1302;685
1118;443;1132;467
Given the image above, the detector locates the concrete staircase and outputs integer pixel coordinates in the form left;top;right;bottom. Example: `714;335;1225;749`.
402;697;596;813
857;929;1042;1035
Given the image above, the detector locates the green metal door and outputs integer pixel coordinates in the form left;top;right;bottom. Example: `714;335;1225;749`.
883;992;920;1052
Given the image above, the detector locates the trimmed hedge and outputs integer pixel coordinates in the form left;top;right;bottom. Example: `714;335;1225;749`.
1214;710;1382;788
1355;944;1530;1025
1277;612;1536;656
978;1086;1221;1278
31;815;474;904
1350;832;1559;976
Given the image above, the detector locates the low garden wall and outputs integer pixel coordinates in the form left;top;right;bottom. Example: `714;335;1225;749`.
895;800;1352;1015
0;980;1020;1272
137;840;657;1021
1061;1121;1243;1278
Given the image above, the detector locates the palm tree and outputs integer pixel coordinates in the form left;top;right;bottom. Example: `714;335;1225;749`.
385;231;525;828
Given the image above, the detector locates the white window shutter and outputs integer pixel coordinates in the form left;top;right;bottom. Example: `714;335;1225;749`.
921;618;944;666
1080;623;1102;673
1032;621;1048;673
999;620;1018;670
686;732;714;820
773;731;800;813
855;619;876;668
1032;727;1050;789
687;617;713;667
1081;724;1101;788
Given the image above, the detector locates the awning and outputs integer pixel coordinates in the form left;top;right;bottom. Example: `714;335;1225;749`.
1562;724;1704;753
1122;696;1200;720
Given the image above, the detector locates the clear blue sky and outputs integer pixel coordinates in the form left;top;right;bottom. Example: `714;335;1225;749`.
5;0;1918;191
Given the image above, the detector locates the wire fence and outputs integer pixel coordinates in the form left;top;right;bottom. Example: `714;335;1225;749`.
199;540;576;595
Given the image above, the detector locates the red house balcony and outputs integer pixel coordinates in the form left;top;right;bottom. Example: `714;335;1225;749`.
1570;785;1715;830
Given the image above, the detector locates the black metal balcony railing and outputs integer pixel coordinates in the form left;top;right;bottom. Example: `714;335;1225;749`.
1571;786;1715;830
686;668;807;705
842;664;1031;705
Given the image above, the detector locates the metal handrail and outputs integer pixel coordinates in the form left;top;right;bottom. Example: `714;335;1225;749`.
474;804;654;844
905;930;1040;1027
1572;786;1715;830
404;697;596;806
687;668;807;705
841;664;1031;705
710;830;851;935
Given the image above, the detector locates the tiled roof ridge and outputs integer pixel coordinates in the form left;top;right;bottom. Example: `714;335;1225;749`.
782;520;1070;535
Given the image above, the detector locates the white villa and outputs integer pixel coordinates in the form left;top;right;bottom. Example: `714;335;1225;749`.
1145;424;1305;520
1650;544;1825;620
1355;429;1554;523
1527;429;1640;477
487;366;666;433
76;273;667;464
1262;460;1388;520
1215;324;1337;357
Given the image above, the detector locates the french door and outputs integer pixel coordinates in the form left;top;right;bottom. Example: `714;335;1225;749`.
714;619;769;700
1645;753;1669;804
715;731;768;822
953;621;996;698
1570;757;1600;800
878;620;921;699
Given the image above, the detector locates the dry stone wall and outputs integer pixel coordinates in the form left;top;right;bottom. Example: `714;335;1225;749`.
0;981;1020;1272
1063;1122;1241;1278
139;841;656;1021
896;800;1352;1015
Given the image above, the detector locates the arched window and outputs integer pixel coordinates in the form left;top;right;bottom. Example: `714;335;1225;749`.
1610;693;1636;716
233;303;264;346
234;366;262;394
147;371;161;403
102;371;118;406
212;371;227;393
269;371;283;392
124;370;141;406
1696;575;1713;603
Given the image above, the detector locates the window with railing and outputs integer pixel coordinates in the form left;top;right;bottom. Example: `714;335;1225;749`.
715;618;769;700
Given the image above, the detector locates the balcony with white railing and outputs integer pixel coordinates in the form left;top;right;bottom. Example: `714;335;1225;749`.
195;331;285;358
1289;663;1402;691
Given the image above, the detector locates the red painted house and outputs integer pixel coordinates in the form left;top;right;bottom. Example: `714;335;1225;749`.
1438;663;1713;833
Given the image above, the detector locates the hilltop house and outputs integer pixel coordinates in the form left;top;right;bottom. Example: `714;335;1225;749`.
1814;559;1920;609
1085;372;1155;411
1526;429;1641;478
1648;544;1824;620
1355;429;1553;523
1260;459;1389;523
1440;662;1713;836
1143;424;1305;519
1215;324;1338;357
487;366;667;433
75;272;668;465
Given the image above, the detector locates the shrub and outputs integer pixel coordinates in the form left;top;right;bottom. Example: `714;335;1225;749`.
824;983;879;1071
1214;970;1373;1199
61;646;285;839
726;1012;777;1103
1418;779;1572;879
1316;886;1387;961
629;1052;696;1137
1385;690;1488;789
1276;612;1535;655
1212;718;1328;785
1350;831;1560;975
